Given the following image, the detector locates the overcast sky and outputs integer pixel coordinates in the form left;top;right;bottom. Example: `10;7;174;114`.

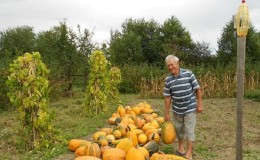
0;0;259;53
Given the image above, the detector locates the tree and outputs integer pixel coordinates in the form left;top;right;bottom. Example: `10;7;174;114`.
160;16;194;64
109;29;143;65
74;25;95;91
35;22;90;94
109;18;161;66
0;26;35;68
217;18;260;66
191;41;216;66
109;16;195;66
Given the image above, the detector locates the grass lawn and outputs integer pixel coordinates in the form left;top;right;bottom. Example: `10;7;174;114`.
0;93;259;160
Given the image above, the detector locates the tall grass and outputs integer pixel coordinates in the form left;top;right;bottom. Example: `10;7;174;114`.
122;63;260;99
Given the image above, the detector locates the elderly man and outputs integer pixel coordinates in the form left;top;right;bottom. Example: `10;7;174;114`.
163;55;203;160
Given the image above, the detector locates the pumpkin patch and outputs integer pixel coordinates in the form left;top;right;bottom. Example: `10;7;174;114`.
67;102;184;160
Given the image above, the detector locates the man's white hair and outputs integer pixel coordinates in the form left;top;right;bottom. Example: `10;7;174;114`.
165;55;179;63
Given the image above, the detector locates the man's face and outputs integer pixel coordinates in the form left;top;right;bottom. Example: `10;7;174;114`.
166;59;179;76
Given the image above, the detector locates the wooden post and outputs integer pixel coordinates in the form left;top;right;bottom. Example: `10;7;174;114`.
236;36;246;160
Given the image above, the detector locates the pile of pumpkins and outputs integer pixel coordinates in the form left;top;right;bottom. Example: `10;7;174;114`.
68;102;187;160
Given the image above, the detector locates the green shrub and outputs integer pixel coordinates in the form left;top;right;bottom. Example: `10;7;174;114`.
245;89;260;102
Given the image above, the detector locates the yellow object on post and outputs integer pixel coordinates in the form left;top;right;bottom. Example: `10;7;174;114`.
234;0;250;37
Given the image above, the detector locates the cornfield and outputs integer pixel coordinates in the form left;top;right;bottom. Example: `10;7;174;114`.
139;71;260;99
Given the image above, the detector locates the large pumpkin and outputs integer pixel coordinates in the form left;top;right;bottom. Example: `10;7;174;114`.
102;148;126;160
161;122;176;144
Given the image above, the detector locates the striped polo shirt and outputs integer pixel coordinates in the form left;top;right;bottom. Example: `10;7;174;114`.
163;68;200;115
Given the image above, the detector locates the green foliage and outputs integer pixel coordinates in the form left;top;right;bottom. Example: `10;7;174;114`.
191;41;216;66
108;67;122;104
161;16;194;62
109;18;162;66
6;52;58;150
217;17;260;66
0;26;35;65
84;50;110;115
34;22;93;95
245;89;260;102
83;50;122;116
0;69;11;112
119;64;167;94
109;16;215;67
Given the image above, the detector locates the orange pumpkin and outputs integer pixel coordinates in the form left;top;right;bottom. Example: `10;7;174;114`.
99;138;109;146
161;122;176;144
132;129;144;136
154;117;165;124
116;138;133;153
148;132;160;143
126;146;146;160
134;117;144;129
102;148;126;160
75;145;87;157
126;123;137;132
85;143;101;158
132;106;141;115
108;117;117;125
137;133;148;145
113;129;122;139
100;145;111;156
68;139;90;151
126;130;138;146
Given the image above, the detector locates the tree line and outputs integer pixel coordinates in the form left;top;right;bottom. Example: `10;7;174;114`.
1;15;260;109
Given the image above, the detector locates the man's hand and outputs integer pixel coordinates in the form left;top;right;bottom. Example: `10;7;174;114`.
165;112;170;121
197;103;203;113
